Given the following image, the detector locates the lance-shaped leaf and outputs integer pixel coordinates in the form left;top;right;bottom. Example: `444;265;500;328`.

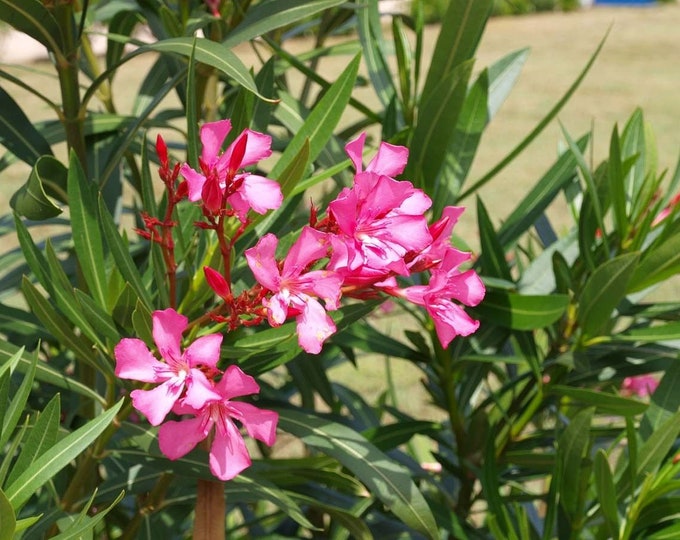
67;151;108;309
594;449;619;537
0;0;64;56
144;38;266;100
10;155;66;220
0;351;36;449
629;233;680;293
558;407;594;521
223;0;346;48
472;291;569;330
0;489;15;540
277;409;439;539
550;385;648;416
4;399;123;511
578;252;639;341
0;87;53;166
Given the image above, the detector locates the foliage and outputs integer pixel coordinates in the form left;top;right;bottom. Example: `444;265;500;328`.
0;0;679;539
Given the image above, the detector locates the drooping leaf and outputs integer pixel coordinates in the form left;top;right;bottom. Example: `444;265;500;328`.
0;0;64;55
5;399;123;511
277;409;439;539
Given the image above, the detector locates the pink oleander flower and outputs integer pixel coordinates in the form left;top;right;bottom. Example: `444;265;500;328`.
621;374;659;398
179;119;282;219
344;132;409;177
114;308;222;426
388;248;485;348
158;365;278;481
245;227;342;354
652;192;680;227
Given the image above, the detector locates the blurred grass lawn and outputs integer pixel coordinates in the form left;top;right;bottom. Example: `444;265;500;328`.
2;4;679;435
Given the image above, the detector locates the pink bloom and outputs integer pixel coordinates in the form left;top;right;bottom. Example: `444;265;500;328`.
411;206;466;271
344;132;409;177
621;374;659;398
158;365;278;481
388;249;485;348
179;120;282;219
328;172;432;277
114;308;222;425
652;192;680;227
245;227;342;354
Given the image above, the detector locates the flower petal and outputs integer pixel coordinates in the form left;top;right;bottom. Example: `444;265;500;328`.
367;141;409;177
184;369;222;410
344;132;367;172
159;416;209;460
114;338;165;383
209;417;252;480
229;402;278;446
184;333;223;369
245;234;281;291
180;164;207;202
296;298;336;354
152;308;188;363
130;379;184;426
200;119;231;165
216;365;260;400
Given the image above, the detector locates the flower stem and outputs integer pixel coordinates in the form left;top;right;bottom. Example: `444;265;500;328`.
194;479;225;540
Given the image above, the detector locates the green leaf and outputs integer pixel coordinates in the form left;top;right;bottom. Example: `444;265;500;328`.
558;407;594;520
477;197;513;282
98;196;153;310
618;322;680;342
641;362;680;439
0;351;36;449
608;125;628;242
222;0;346;48
66;151;108;309
578;252;639;340
277;409;439;539
0;489;15;540
497;134;589;249
10;155;66;220
277;138;310;198
472;291;569;330
594;449;619;537
629;233;680;293
0;0;64;55
270;53;360;179
357;0;395;108
486;47;530;120
0;345;23;386
5;399;123;511
5;394;60;487
144;38;266;100
363;421;441;452
646;521;680;540
0;86;53;166
550;385;648;416
637;410;680;478
50;490;125;540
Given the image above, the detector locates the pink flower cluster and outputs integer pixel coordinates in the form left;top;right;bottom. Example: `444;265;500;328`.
115;309;278;481
118;120;485;480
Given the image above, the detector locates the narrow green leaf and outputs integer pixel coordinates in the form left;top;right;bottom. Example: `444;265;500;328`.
472;291;569;330
5;394;60;487
594;449;619;536
5;399;123;511
578;252;639;340
0;489;15;540
551;385;648;416
222;0;346;48
641;362;680;439
459;29;609;200
106;10;139;76
277;409;439;539
558;407;594;520
0;345;23;385
0;86;53;166
646;521;680;540
277;138;310;198
486;47;530;120
629;233;680;293
637;410;680;478
608;125;628;242
50;490;125;540
270;53;360;179
74;289;121;344
185;38;199;170
357;0;396;108
0;351;36;449
0;0;64;55
98;196;153;310
144;38;266;100
498;134;589;249
477;197;513;282
67;151;108;308
618;322;680;342
363;421;441;452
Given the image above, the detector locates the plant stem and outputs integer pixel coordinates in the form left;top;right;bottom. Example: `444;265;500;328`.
119;472;175;540
194;479;226;540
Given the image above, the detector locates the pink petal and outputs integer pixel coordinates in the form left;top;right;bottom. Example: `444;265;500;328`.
130;379;184;426
183;369;222;410
114;338;166;383
296;298;336;354
204;266;230;299
152;309;188;362
345;132;367;172
216;365;260;400
296;270;342;310
235;174;282;215
180;164;207;202
263;294;289;326
200;119;231;165
229;402;278;446
245;234;281;291
158;416;209;460
282;227;331;277
429;300;480;348
239;129;273;167
184;333;222;369
367;141;409;177
209;417;252;480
